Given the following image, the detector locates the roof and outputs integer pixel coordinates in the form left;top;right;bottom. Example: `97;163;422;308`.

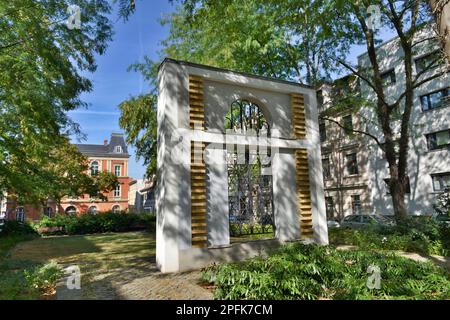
75;133;130;158
158;58;314;90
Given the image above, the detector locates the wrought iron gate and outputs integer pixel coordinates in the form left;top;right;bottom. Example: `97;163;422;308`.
227;150;275;237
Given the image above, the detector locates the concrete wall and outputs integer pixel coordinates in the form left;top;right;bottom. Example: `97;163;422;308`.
156;59;328;273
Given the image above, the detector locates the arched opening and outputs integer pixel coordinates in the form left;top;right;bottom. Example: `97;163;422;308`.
88;206;97;215
16;207;25;222
90;161;99;175
225;100;275;242
112;205;121;213
225;99;270;137
65;206;76;215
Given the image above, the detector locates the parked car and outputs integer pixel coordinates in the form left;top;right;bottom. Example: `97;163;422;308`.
340;214;395;229
432;213;450;225
327;218;340;229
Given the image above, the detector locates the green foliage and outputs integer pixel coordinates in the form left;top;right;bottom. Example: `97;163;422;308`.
202;243;450;300
35;212;156;235
434;189;450;216
0;259;63;299
0;0;117;203
329;217;450;256
118;94;157;177
0;220;38;237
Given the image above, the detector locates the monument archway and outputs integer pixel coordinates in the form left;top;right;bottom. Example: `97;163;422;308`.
156;58;328;273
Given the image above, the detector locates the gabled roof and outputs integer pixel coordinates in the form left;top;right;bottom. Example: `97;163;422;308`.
75;133;130;158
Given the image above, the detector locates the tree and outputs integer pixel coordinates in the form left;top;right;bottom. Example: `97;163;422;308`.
322;0;448;221
0;1;128;203
118;0;355;176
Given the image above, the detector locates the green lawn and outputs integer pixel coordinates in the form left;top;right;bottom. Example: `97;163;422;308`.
1;231;156;299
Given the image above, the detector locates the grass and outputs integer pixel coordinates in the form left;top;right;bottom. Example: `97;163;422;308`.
6;231;156;299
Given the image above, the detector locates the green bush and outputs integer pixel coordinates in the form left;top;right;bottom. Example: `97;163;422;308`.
0;221;38;237
35;212;156;236
0;260;63;299
201;243;450;300
329;217;450;256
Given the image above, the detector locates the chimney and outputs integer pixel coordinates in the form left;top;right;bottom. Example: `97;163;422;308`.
104;139;108;145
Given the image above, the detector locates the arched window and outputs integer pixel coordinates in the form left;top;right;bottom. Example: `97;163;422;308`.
90;161;99;175
112;205;121;213
225;100;270;137
65;206;77;215
88;206;97;215
16;207;25;222
44;207;53;218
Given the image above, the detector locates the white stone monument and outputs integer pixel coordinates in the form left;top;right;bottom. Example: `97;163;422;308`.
156;58;328;273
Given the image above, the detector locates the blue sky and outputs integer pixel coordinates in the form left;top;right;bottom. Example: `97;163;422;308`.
68;1;395;180
68;1;175;179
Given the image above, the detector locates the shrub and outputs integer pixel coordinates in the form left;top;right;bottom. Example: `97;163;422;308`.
201;243;450;300
0;259;63;299
35;212;156;236
0;221;38;237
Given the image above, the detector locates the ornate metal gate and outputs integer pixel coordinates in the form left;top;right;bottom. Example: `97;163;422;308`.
227;149;275;237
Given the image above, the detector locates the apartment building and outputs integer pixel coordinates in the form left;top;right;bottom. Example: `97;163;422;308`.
318;76;372;219
319;25;450;218
358;26;450;216
3;133;132;222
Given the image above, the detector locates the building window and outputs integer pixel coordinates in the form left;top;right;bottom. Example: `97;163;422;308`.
351;195;362;215
431;173;450;192
342;115;353;135
16;207;25;222
345;153;359;175
114;165;121;177
112;205;121;213
319;121;327;142
322;157;331;180
114;185;121;198
420;88;449;111
88;206;97;215
415;50;441;74
44;207;53;218
384;177;411;194
426;130;450;150
65;206;76;215
90;161;99;175
325;197;334;219
380;69;396;86
115;146;122;153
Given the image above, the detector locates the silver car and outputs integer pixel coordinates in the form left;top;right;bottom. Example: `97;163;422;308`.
340;214;395;229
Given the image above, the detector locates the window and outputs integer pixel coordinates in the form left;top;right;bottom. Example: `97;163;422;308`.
114;165;121;176
380;69;396;86
115;146;122;153
384;177;411;194
16;207;25;222
112;205;121;213
415;51;441;74
431;173;450;192
88;206;97;215
44;207;53;218
90;161;99;175
426;130;450;150
345;153;359;175
65;206;76;215
322;157;331;180
114;185;121;198
420;88;449;111
225;99;270;137
342;115;353;135
325;197;334;218
319;122;327;142
351;195;362;215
